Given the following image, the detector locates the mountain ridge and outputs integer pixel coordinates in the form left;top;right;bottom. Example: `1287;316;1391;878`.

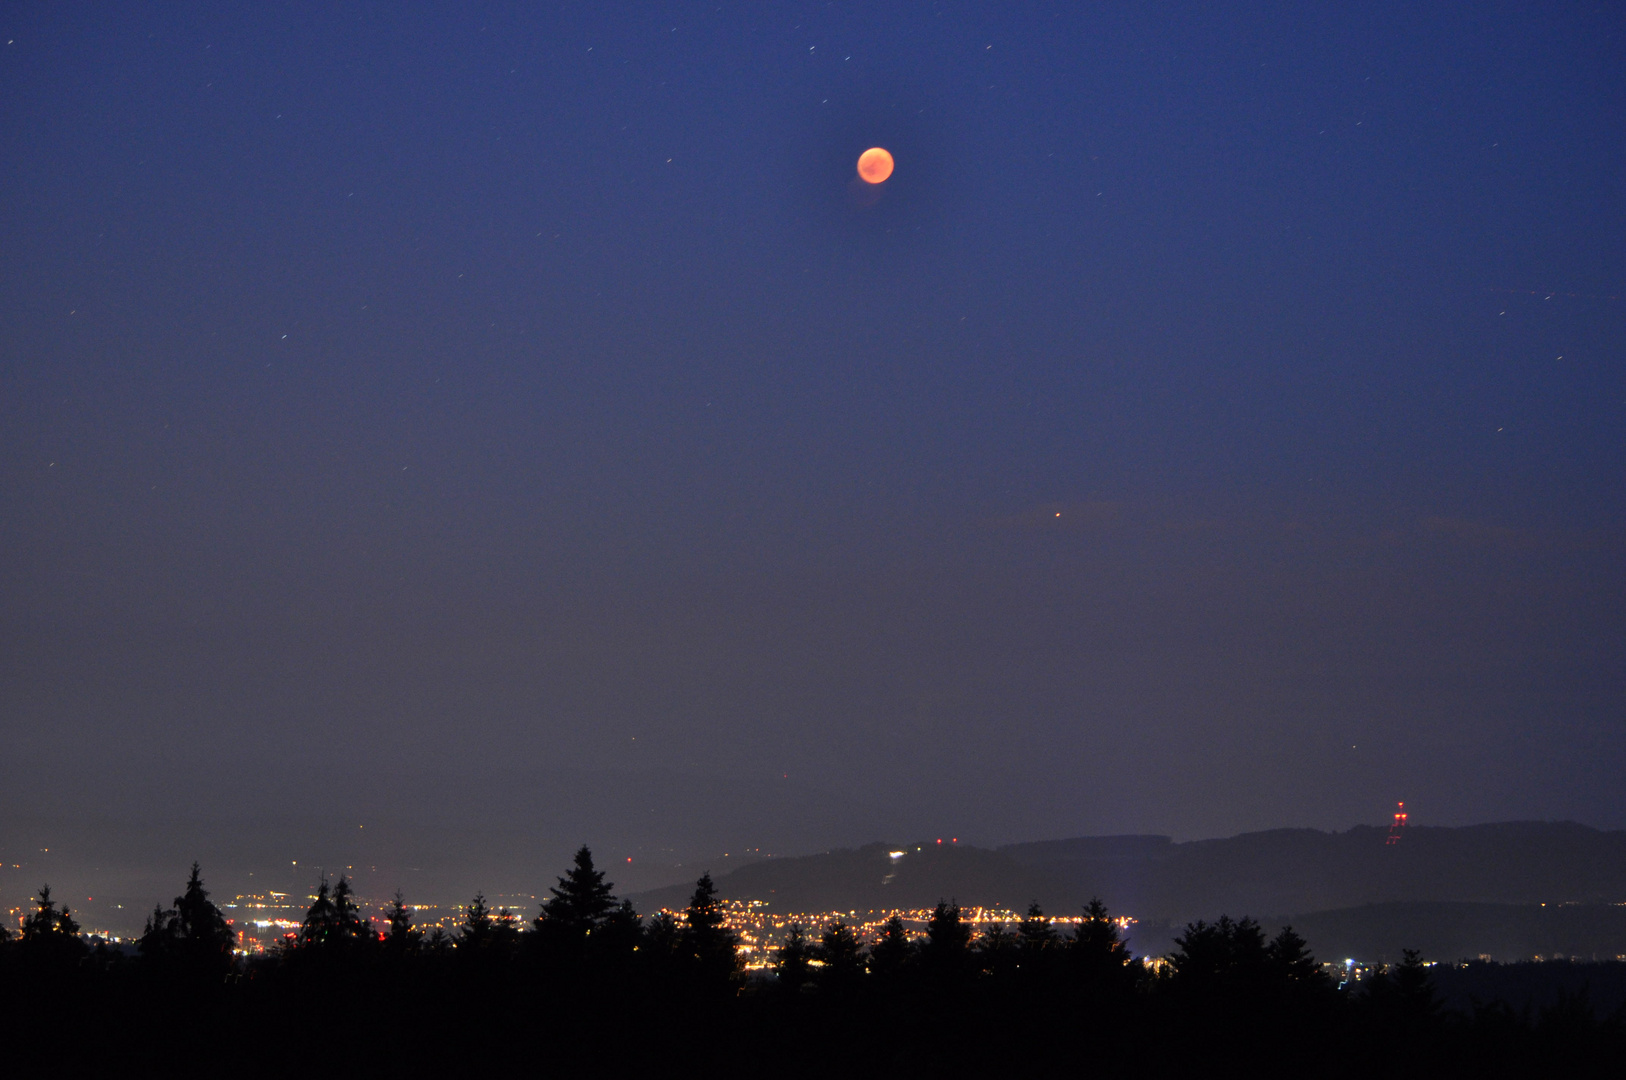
628;821;1626;927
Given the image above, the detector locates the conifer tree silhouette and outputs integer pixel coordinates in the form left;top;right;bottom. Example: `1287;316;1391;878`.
594;899;644;966
19;886;87;970
867;914;913;982
536;845;620;967
641;909;683;979
492;905;522;956
1018;901;1056;955
1392;948;1441;1020
331;877;372;945
297;878;339;950
921;900;973;984
977;919;1019;981
1016;901;1058;985
459;892;495;950
680;873;740;991
1265;925;1331;993
815;921;865;988
1071;898;1137;996
1169;914;1268;1000
541;846;617;934
773;923;814;991
384;890;420;953
139;864;234;974
1359;948;1443;1045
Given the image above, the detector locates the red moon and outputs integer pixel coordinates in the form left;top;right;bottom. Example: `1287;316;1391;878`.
857;147;894;184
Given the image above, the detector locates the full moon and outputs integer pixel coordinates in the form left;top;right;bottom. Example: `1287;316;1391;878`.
856;146;894;184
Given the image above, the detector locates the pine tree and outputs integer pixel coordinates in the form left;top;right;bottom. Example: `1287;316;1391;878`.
1169;914;1267;999
19;886;87;968
140;864;235;973
493;906;522;954
1393;949;1442;1021
1266;925;1331;992
977;920;1019;980
773;923;814;991
868;915;913;981
1017;901;1058;983
21;885;81;941
1018;901;1056;954
593;899;644;966
331;876;372;946
296;878;339;950
541;845;617;934
641;910;683;978
140;904;174;956
1072;897;1137;995
921;900;973;983
816;921;865;988
925;901;971;951
680;873;740;991
459;892;494;950
384;890;420;953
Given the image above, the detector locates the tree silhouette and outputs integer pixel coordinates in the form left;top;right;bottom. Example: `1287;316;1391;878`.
773;923;814;991
18;886;87;971
1360;948;1443;1045
976;920;1019;981
384;890;420;954
1265;924;1332;994
296;878;339;950
1168;914;1270;1007
459;892;495;949
867;915;913;982
680;873;740;992
815;921;865;989
331;877;372;945
1018;901;1056;956
593;899;644;968
139;864;234;975
292;875;372;958
925;900;971;952
1070;898;1137;997
541;846;617;933
492;905;522;956
1392;949;1441;1020
536;846;619;965
921;900;973;984
641;910;683;981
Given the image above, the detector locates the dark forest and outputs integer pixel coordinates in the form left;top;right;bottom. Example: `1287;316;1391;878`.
3;849;1621;1077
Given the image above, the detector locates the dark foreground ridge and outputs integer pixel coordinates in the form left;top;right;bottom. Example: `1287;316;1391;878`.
3;852;1622;1077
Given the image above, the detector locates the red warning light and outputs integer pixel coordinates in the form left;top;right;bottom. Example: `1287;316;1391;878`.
1386;802;1408;845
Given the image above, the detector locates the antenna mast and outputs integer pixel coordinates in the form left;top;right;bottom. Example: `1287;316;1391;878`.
1385;801;1408;845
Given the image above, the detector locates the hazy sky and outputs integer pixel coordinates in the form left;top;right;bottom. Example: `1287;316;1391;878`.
2;3;1622;902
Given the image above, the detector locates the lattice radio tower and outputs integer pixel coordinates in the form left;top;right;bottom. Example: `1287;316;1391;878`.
1385;801;1408;845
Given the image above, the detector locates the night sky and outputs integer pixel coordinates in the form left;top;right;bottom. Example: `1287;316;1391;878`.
2;4;1623;906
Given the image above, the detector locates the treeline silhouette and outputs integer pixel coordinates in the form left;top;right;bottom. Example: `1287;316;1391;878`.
2;849;1621;1077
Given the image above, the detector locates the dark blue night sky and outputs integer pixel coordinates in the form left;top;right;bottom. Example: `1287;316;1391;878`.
2;4;1622;899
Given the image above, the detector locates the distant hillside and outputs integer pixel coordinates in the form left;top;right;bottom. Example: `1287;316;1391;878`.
1274;902;1626;964
1001;822;1626;922
629;822;1626;936
627;841;1084;914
